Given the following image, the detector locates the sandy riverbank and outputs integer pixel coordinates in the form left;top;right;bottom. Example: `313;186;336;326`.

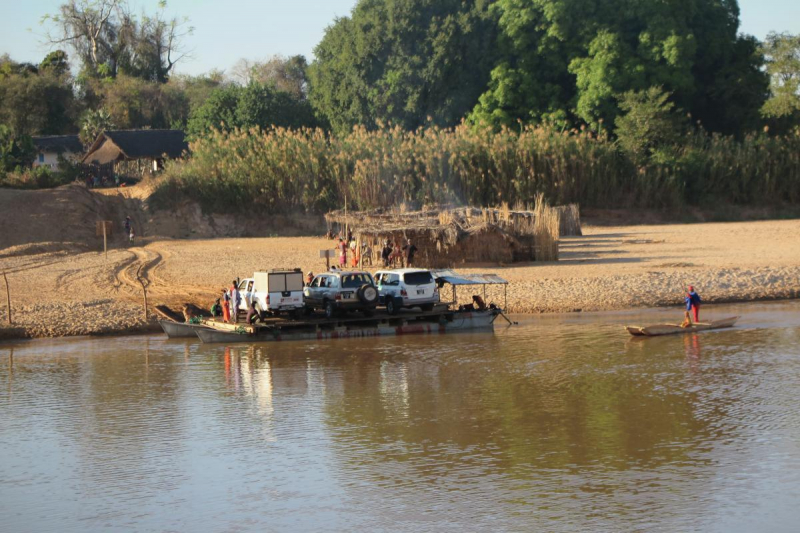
1;219;799;339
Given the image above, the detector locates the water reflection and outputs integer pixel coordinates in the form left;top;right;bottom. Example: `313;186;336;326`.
1;301;800;532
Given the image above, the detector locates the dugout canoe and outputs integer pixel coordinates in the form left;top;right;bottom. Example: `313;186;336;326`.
626;316;739;337
159;319;209;339
194;308;500;344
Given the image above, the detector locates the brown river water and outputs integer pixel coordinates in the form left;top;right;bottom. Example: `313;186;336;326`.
2;301;800;532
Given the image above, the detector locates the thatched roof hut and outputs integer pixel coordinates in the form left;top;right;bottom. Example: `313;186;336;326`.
326;200;573;266
353;221;528;268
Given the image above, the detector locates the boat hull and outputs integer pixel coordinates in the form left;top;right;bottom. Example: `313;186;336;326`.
626;316;739;337
195;310;498;344
159;319;207;339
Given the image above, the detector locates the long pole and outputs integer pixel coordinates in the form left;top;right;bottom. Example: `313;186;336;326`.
3;271;10;325
103;223;107;260
136;264;149;321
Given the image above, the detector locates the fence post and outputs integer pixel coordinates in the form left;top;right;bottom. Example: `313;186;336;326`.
136;264;149;321
3;271;10;325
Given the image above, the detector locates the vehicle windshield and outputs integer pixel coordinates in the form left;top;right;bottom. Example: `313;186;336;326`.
341;273;373;289
403;271;433;286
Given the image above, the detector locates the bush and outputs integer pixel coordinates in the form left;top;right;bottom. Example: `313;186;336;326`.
0;163;79;190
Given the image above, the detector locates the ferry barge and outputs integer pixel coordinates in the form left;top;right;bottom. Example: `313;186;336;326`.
194;307;500;344
159;269;510;343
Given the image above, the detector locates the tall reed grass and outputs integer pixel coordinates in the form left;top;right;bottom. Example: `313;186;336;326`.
153;123;800;214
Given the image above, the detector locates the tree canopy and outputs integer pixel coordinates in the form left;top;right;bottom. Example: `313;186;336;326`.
1;0;794;151
761;32;800;120
308;0;497;133
43;0;192;82
0;56;76;136
186;82;320;138
467;0;768;135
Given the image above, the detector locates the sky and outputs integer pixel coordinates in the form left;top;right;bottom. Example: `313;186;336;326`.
1;0;799;77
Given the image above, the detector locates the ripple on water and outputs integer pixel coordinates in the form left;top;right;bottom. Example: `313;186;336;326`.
1;301;800;531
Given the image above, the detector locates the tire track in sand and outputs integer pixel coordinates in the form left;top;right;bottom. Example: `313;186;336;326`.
112;246;212;307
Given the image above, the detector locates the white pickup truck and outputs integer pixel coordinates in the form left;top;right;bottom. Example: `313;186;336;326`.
237;269;305;318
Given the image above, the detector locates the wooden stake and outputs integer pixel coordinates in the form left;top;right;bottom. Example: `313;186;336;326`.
2;271;10;325
136;264;149;321
103;223;108;260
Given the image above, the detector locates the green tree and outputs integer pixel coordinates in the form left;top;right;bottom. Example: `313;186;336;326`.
186;85;242;138
169;70;227;113
469;0;767;135
0;67;76;135
91;74;189;129
0;55;39;77
236;83;318;130
615;86;684;164
79;107;115;146
0;125;36;172
760;32;800;120
186;82;319;138
39;50;71;76
308;0;497;133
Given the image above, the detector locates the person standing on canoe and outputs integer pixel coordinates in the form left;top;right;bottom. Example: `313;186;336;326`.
685;286;702;323
231;282;242;324
221;289;231;323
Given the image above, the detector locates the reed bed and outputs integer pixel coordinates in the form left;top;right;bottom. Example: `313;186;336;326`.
153;123;800;214
533;194;561;261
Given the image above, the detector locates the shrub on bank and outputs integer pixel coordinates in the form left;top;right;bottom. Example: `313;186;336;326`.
152;124;800;214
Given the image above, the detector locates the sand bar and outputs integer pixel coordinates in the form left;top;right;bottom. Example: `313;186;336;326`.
1;219;799;339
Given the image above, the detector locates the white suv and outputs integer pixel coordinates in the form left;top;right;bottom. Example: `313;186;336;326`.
375;269;439;314
238;269;305;318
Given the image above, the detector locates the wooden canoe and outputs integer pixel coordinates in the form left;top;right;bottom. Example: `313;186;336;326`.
626;316;739;337
159;319;209;339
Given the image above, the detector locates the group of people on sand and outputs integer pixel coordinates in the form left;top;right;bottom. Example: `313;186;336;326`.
87;173;123;189
335;232;375;268
329;228;420;269
381;239;418;268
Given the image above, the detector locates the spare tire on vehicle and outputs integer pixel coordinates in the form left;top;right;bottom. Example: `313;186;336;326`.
357;284;378;305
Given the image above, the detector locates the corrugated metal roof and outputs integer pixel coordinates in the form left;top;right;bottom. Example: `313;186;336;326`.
431;269;508;285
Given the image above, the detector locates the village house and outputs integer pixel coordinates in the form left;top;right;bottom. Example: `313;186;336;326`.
31;135;83;171
82;129;188;178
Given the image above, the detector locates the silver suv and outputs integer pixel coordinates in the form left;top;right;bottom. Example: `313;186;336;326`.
375;268;439;314
304;271;379;319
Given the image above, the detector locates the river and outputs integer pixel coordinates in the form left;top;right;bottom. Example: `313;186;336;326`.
2;301;800;532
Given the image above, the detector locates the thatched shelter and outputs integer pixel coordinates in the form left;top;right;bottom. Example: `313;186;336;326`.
325;202;571;268
352;221;527;268
325;202;581;240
